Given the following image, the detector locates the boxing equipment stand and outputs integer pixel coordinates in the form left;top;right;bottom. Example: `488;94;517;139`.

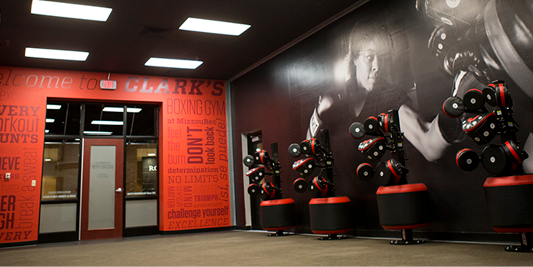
289;129;352;240
443;81;532;252
244;143;296;236
350;110;430;245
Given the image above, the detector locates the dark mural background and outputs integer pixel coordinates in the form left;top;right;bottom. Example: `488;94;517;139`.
231;0;533;238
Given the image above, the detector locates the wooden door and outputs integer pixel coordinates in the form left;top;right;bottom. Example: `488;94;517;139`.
80;139;123;240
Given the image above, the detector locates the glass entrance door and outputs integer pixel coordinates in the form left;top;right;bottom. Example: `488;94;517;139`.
80;139;124;240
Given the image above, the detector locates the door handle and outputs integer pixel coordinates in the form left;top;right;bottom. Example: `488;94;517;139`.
116;188;123;193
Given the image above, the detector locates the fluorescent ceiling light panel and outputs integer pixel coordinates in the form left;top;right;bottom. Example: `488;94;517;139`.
31;0;112;21
145;57;203;69
102;107;123;112
179;17;250;36
47;104;62;110
91;120;124;125
127;108;142;113
148;153;156;156
83;131;112;135
46;118;55;123
102;107;142;113
26;47;89;61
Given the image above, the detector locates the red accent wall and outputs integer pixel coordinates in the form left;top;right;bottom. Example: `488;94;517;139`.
0;66;230;245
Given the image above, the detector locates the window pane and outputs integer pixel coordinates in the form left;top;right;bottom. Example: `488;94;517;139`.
39;203;77;233
84;104;123;136
126;104;156;136
125;140;158;197
41;141;80;200
45;102;81;135
88;145;116;229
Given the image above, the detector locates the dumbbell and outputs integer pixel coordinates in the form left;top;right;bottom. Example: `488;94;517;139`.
356;163;375;181
253;150;270;165
349;122;366;139
378;113;393;133
442;96;465;118
308;176;330;198
376;159;404;186
481;140;528;175
358;137;387;161
483;81;512;108
248;183;261;195
288;143;301;157
292;158;315;177
293;178;308;193
261;182;280;200
462;113;497;145
246;166;265;184
455;148;480;171
300;138;324;155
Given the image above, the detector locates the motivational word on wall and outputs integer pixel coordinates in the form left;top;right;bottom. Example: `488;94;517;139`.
163;96;230;230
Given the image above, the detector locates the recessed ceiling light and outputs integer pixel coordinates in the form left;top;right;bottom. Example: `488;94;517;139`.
102;107;142;113
31;0;112;21
91;120;124;125
46;118;55;123
145;57;203;69
47;104;62;110
148;153;156;156
179;17;250;36
26;47;89;61
83;131;113;135
126;108;142;113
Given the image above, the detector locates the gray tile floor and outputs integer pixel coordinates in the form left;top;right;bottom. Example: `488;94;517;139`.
1;230;532;266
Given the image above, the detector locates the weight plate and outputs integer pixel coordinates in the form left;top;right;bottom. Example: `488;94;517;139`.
456;148;479;171
349;122;366;139
442;97;465;118
481;145;508;175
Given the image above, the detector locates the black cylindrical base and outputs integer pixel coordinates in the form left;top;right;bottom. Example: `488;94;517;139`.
308;196;352;235
260;198;297;231
376;183;431;229
483;175;533;233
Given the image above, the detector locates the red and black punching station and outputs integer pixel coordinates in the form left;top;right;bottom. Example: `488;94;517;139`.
244;143;296;236
289;129;352;240
350;110;431;245
443;80;532;252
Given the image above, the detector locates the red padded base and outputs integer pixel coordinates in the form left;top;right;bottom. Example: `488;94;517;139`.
484;174;533;187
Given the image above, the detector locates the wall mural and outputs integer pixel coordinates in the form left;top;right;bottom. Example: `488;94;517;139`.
231;0;533;234
0;66;230;245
